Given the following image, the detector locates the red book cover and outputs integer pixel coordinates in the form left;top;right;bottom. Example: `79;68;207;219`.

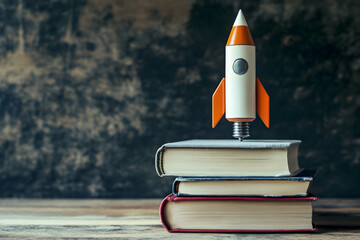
159;194;317;233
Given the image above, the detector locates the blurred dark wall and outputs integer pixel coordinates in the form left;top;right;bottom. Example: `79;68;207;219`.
0;0;359;198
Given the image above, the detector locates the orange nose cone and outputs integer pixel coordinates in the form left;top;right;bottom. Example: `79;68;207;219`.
226;10;255;46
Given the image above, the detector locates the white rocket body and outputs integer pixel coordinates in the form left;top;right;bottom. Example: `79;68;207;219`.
225;45;256;119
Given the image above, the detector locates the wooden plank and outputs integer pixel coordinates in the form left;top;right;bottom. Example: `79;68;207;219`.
0;199;358;239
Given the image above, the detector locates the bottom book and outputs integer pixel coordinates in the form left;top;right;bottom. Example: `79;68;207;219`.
160;194;317;233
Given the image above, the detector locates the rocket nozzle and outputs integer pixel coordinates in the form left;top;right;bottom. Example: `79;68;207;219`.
233;122;250;141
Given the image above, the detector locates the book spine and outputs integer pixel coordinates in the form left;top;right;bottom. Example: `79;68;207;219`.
172;179;180;195
159;194;174;232
154;145;165;177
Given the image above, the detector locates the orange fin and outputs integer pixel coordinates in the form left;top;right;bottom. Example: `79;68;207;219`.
256;77;270;128
212;78;225;128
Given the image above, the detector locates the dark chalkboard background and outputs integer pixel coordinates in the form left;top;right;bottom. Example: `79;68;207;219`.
0;0;359;198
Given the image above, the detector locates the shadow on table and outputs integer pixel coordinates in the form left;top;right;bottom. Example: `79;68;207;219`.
314;211;360;231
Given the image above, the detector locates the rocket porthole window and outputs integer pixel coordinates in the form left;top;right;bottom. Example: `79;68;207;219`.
233;58;248;75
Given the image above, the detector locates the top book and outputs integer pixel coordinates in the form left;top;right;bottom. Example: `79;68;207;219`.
155;139;301;177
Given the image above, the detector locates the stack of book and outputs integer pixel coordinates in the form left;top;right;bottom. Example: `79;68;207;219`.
155;139;316;233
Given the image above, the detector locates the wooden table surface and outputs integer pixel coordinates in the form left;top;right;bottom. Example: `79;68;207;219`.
0;198;359;239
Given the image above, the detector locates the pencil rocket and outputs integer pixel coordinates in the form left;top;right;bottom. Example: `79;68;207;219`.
212;10;270;140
